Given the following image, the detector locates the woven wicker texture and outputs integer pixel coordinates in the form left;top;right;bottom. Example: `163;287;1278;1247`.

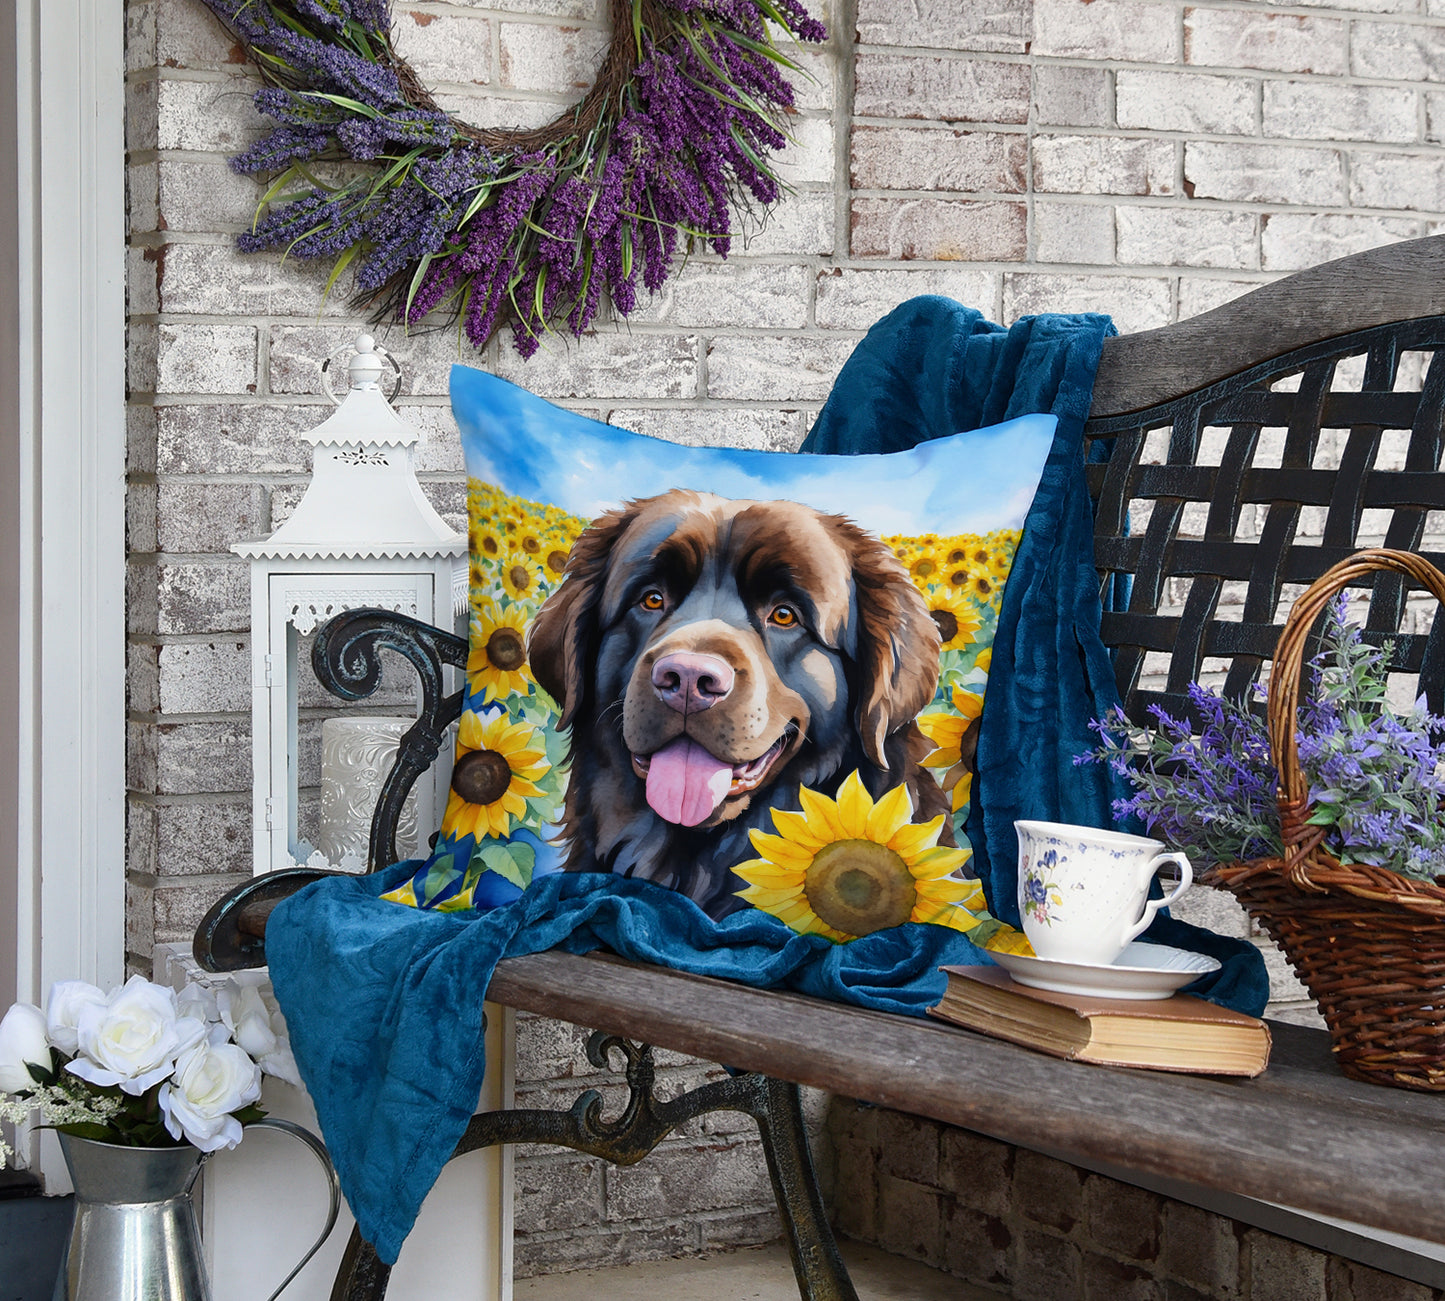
1205;551;1445;1092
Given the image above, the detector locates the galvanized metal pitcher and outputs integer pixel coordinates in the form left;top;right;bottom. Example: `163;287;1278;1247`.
53;1119;339;1301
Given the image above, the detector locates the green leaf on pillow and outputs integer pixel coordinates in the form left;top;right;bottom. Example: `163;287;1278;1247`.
480;841;535;890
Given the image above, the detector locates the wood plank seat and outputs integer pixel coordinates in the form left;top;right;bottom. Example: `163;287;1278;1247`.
195;234;1445;1300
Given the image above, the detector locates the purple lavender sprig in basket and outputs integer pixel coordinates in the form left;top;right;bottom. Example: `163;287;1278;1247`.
1076;597;1445;883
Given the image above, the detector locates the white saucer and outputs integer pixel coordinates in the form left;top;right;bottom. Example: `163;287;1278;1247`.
989;941;1222;1001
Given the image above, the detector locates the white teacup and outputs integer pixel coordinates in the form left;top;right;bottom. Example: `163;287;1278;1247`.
1015;820;1193;966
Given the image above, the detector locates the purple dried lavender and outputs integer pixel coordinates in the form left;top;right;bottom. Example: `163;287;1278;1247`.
203;0;826;354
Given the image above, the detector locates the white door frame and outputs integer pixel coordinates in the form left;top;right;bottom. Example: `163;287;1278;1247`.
1;0;128;1174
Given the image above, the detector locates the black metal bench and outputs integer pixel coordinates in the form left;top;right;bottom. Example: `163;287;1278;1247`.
195;235;1445;1300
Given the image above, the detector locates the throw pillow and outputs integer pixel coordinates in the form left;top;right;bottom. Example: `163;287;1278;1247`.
381;366;1054;945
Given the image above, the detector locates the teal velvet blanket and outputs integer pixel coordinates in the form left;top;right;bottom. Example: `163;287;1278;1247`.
266;300;1268;1265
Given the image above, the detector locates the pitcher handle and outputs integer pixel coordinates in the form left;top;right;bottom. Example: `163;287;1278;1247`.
243;1116;342;1301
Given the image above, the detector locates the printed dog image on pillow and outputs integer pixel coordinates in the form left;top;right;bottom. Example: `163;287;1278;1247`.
382;368;1054;943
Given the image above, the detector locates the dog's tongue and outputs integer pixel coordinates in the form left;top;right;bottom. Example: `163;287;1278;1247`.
645;736;733;827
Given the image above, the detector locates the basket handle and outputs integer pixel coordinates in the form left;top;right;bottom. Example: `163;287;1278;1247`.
1266;548;1445;885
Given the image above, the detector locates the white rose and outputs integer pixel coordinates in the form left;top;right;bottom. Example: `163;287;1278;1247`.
0;1003;52;1094
46;981;107;1056
159;1035;262;1153
218;974;301;1088
176;982;218;1027
68;975;205;1096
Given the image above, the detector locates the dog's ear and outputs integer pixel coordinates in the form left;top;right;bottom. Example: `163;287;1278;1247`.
527;504;636;730
847;530;942;769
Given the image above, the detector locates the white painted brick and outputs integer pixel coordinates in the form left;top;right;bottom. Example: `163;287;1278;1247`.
607;407;809;452
154;242;332;319
128;164;159;237
1035;202;1115;265
1033;136;1175;197
1427;91;1445;145
735;192;834;256
156;324;257;396
851;198;1027;261
855;55;1032;125
129;246;160;316
155;76;264;152
629;262;810;329
153;0;239;69
1003;272;1172;334
856;0;1030;54
157;641;251;715
129;403;158;476
1115;70;1256;135
458;0;599;16
128;482;157;554
1263;80;1417;144
1116;206;1258;269
1276;0;1418;11
156;481;267;553
155;403;314;475
707;335;858;401
788;48;838;116
1349;152;1445;213
156;159;259;233
127;1;157;74
129;333;159;407
1185;9;1348;75
494;332;699;400
773;115;835;187
815;267;999;329
434;91;558;133
128;77;158;154
269;324;372;397
1261;212;1421;271
1185;141;1345;205
498;22;606;94
1034;65;1114;129
852;126;1026;193
156;560;251;634
1034;0;1180;63
1177;276;1264;321
392;10;493;88
1351;21;1445;82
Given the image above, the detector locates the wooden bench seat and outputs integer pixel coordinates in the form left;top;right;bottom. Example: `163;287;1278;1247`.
490;950;1445;1249
196;233;1445;1300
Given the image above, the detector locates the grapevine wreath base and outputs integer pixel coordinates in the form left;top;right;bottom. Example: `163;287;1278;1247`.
198;0;826;356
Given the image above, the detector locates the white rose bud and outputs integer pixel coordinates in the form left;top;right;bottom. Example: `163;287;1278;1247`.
68;975;205;1097
159;1036;262;1153
0;1003;52;1094
46;981;107;1057
219;974;301;1088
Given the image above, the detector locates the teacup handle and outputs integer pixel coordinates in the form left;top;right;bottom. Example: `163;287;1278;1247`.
1120;851;1193;948
243;1116;342;1301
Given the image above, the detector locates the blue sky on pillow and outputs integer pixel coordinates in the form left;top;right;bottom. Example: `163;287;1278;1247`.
382;368;1054;948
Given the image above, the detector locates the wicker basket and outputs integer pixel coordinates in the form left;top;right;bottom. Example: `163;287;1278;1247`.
1202;548;1445;1093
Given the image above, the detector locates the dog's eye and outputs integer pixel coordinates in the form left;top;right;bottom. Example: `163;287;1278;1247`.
769;604;799;628
640;589;666;612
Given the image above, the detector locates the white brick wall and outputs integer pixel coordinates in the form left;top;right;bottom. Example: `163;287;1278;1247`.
126;0;1445;1273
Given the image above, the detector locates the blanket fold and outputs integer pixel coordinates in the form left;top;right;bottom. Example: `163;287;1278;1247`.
267;299;1268;1265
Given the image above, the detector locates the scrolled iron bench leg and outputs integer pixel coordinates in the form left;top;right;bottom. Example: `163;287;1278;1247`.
328;1035;857;1301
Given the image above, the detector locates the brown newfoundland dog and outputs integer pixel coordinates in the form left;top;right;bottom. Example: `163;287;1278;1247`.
527;488;950;919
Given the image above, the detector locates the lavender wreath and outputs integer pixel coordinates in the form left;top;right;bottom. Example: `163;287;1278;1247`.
197;0;825;357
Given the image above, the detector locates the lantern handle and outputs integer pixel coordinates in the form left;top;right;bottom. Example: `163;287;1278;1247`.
320;333;404;405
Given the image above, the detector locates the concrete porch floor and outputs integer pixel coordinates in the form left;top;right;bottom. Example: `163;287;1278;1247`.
517;1238;1000;1300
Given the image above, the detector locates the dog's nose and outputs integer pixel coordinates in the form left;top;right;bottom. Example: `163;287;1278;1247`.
651;652;735;713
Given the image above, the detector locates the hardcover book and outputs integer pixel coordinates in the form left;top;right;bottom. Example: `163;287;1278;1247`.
929;966;1271;1076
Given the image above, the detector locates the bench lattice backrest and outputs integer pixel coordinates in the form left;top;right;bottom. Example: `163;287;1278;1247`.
1084;315;1445;728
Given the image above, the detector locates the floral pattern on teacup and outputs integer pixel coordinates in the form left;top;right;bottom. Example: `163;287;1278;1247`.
1021;849;1061;925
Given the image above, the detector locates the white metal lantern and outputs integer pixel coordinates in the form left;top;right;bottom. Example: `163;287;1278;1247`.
234;333;466;877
